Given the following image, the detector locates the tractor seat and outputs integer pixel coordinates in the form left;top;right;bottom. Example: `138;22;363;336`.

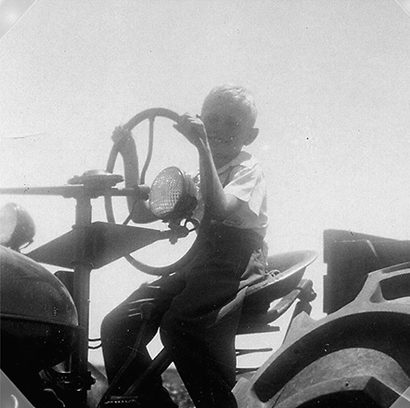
237;250;317;334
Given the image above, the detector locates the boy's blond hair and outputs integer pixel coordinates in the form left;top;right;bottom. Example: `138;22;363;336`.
202;84;257;127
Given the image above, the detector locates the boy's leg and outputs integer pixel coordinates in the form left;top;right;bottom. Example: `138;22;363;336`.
160;252;254;408
101;273;184;403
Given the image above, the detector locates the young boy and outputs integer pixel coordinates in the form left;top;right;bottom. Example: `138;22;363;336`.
101;85;268;408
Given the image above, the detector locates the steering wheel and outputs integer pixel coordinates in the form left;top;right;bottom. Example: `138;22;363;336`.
105;108;209;276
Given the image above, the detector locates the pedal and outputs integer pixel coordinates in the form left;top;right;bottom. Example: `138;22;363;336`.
103;395;141;407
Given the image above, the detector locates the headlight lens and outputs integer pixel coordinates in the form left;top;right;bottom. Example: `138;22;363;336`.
149;167;197;221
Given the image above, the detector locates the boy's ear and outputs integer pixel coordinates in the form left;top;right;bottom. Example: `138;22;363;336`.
244;128;259;145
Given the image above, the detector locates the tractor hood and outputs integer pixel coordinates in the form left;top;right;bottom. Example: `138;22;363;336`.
0;246;78;327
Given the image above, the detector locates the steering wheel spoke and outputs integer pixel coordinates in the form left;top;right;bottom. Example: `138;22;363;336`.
140;116;155;185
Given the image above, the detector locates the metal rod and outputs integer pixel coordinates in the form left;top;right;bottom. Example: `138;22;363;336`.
71;196;93;405
0;186;84;196
0;186;149;199
125;348;173;397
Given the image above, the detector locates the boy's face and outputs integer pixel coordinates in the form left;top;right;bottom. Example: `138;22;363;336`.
201;100;256;167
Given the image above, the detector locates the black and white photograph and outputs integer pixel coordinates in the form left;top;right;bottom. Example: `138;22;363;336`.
1;1;410;407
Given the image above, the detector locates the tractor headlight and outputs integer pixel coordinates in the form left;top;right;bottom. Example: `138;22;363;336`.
0;203;35;251
149;167;198;222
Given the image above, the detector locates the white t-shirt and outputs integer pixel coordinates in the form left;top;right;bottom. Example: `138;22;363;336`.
194;151;268;237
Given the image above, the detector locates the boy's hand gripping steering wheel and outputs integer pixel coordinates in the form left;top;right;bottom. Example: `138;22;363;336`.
105;108;209;276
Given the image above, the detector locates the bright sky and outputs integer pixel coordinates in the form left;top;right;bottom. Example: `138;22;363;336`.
1;0;410;367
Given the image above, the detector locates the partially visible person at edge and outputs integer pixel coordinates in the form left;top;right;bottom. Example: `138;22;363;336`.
101;84;268;408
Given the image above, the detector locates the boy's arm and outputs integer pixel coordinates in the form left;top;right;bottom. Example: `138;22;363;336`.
197;148;243;220
175;116;243;220
112;127;157;223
